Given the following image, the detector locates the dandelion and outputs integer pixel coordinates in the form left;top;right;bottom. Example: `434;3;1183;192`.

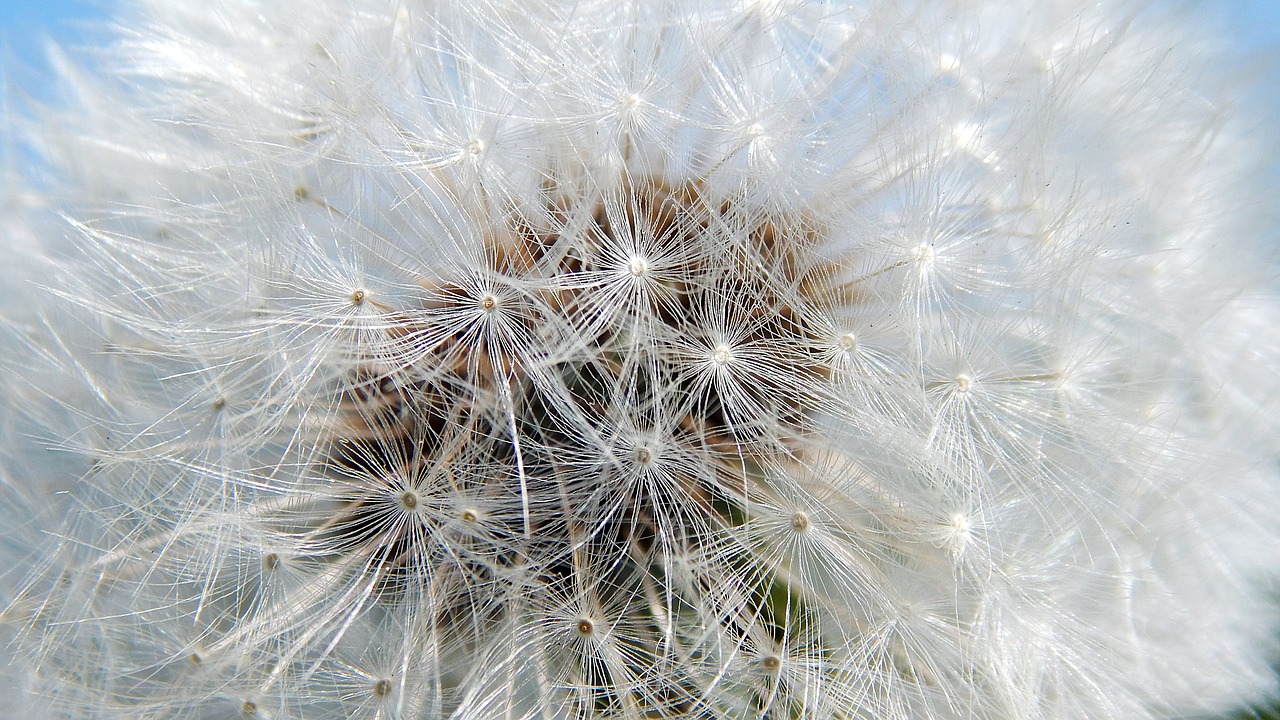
1;0;1279;718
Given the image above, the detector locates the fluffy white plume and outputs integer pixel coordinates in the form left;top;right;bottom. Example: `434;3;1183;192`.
2;0;1278;718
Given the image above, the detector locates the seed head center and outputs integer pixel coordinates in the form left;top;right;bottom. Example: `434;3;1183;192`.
627;254;650;277
634;446;653;465
400;490;419;510
712;345;733;366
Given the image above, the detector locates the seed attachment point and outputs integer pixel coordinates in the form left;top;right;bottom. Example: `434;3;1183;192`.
712;345;733;366
400;491;419;510
790;512;810;532
633;446;653;465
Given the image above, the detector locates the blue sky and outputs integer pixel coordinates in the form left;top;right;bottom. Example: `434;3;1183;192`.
1220;0;1280;54
2;0;1279;53
0;0;109;69
2;0;1277;64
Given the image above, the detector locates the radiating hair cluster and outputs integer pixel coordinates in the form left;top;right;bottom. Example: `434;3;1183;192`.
1;0;1278;719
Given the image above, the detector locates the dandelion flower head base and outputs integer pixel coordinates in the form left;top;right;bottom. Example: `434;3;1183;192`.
321;175;838;638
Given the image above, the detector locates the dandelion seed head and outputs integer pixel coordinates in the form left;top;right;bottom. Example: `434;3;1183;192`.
2;0;1278;718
